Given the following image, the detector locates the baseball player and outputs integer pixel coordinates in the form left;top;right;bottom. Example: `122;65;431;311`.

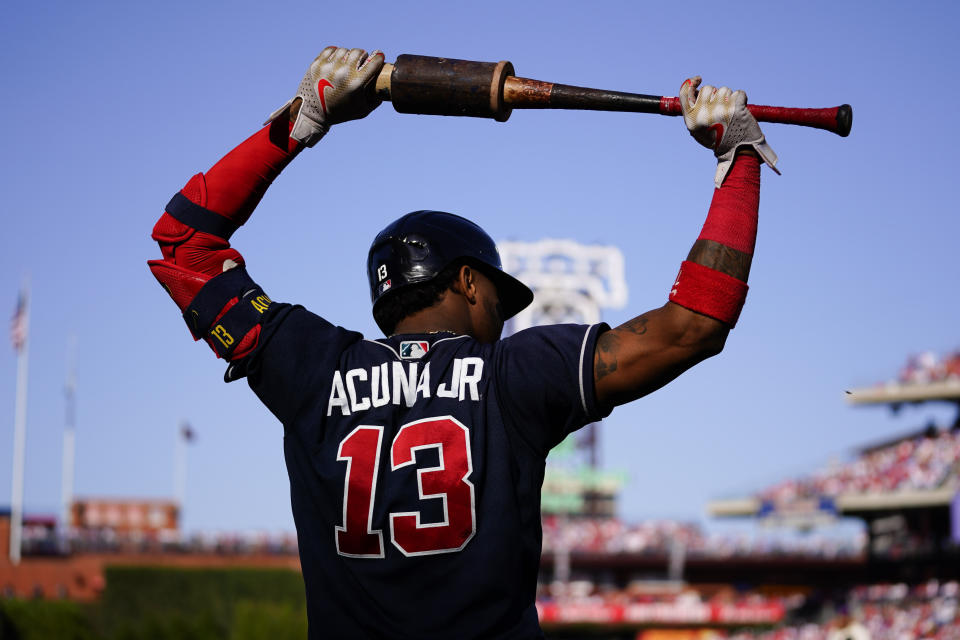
149;47;775;638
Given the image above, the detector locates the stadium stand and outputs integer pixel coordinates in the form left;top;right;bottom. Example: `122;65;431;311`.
897;350;960;386
542;517;865;559
725;581;960;640
536;580;960;637
756;427;960;503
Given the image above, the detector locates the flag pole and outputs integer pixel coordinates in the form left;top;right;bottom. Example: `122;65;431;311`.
61;334;77;533
9;281;30;565
174;422;195;535
174;422;186;509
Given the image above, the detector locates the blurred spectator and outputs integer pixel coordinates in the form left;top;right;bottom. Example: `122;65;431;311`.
825;613;871;640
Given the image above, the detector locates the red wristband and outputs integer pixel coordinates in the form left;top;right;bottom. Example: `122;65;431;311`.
669;260;748;327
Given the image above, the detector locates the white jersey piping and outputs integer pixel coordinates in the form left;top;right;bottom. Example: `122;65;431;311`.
577;325;595;416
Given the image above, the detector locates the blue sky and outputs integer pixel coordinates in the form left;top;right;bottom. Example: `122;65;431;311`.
1;0;958;533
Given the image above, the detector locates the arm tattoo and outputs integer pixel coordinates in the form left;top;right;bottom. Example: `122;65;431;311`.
623;315;648;336
595;313;651;381
594;331;620;380
687;239;752;281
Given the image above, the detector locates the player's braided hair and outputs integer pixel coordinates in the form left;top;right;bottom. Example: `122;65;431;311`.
374;261;466;336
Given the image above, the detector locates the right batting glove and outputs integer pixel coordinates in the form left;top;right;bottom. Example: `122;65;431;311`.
680;76;779;187
266;46;385;147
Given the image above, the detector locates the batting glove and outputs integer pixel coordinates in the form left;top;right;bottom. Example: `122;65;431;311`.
266;46;385;147
679;77;779;187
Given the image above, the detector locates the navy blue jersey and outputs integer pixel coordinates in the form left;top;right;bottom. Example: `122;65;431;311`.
243;302;610;638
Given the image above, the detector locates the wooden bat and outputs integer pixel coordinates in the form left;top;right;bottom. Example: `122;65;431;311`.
373;55;852;137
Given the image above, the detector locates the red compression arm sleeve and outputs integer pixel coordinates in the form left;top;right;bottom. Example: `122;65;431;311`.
149;119;302;359
198;119;303;226
697;153;760;254
669;154;760;326
154;119;301;281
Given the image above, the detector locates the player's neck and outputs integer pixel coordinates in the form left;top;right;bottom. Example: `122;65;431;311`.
391;298;474;339
391;317;471;338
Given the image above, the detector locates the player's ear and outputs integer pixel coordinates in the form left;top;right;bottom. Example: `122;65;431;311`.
454;265;479;304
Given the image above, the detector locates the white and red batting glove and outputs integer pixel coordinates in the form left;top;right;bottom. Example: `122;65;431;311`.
267;46;385;147
680;77;779;187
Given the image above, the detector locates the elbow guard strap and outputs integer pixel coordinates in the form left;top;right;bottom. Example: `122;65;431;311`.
669;260;748;327
166;192;241;241
184;266;272;359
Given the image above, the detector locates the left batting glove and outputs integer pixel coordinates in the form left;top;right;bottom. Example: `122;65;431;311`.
680;76;779;187
267;46;385;147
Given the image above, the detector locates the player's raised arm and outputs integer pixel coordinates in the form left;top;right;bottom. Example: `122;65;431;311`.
594;77;778;408
148;47;384;362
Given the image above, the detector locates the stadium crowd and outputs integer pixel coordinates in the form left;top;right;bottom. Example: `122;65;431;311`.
535;581;960;638
537;583;788;626
725;581;960;640
22;516;865;559
21;525;299;556
896;349;960;386
541;517;865;558
757;427;960;504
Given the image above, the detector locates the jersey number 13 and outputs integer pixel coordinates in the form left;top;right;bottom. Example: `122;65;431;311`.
335;416;476;558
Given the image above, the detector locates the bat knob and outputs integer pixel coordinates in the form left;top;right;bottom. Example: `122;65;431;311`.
836;104;853;137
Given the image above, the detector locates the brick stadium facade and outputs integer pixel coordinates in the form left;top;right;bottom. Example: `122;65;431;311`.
0;512;300;601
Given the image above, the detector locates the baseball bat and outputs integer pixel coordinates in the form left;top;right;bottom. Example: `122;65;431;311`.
374;55;852;137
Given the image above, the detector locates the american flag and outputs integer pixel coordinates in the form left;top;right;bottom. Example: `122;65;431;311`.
10;291;27;352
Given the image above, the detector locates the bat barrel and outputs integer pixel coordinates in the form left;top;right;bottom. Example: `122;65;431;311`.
378;58;665;120
503;77;663;114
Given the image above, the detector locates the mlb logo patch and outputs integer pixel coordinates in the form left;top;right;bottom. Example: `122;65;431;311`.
400;341;429;359
378;279;392;295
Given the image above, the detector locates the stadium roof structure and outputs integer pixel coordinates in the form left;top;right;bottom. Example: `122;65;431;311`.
710;376;960;522
845;379;960;406
708;483;958;519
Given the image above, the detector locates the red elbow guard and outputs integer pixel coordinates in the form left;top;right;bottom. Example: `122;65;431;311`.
148;260;269;361
669;260;748;327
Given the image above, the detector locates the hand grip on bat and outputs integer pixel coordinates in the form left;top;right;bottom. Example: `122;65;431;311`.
373;55;852;137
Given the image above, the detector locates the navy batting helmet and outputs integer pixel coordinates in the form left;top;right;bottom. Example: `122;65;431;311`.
367;210;533;324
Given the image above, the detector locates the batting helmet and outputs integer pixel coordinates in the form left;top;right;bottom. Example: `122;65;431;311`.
367;210;533;324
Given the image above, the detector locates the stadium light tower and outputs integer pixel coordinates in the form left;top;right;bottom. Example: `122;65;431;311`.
499;239;628;512
499;239;627;585
499;238;628;334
